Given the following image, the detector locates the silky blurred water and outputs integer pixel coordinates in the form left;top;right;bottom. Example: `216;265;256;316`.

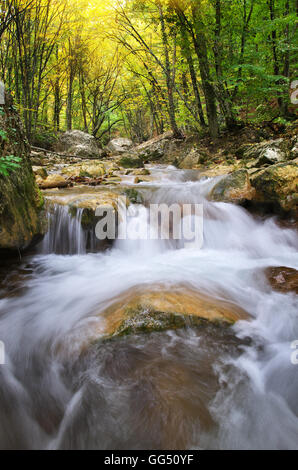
0;165;297;449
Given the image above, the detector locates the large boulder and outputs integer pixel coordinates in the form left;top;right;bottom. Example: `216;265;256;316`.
251;160;298;214
44;189;126;230
107;138;133;154
97;285;248;339
0;94;45;253
178;148;206;169
134;131;174;161
209;170;256;204
118;154;144;169
236;139;287;163
55;130;102;159
237;138;293;167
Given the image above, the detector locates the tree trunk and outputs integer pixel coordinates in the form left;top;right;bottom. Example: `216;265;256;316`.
176;12;206;127
66;67;74;131
79;69;88;132
213;0;237;130
191;4;219;138
268;0;283;112
157;1;183;139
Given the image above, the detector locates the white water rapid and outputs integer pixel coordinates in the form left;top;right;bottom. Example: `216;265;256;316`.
0;165;297;449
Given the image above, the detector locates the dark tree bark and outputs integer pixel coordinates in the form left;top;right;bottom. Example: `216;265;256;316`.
66;39;75;131
157;1;183;139
190;3;220;138
213;0;237;130
176;10;206;127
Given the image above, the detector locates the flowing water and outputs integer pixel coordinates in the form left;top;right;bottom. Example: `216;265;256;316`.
0;165;297;449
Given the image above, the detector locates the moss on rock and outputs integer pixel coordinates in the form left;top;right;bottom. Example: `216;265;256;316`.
0;94;46;253
119;155;144;169
96;286;249;340
209;169;256;204
251;161;298;215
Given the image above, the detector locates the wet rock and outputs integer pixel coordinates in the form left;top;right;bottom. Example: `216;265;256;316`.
0;93;46;252
209;170;256;204
61;161;106;179
122;188;144;204
68;175;102;186
131;168;150;176
199;164;240;178
118;154;144;169
265;267;298;294
44;189;126;230
55;130;102;159
251;161;298;214
107;138;133;154
101;176;121;185
32;166;48;179
178;149;206;169
96;285;249;339
134;176;149;184
37;174;68;189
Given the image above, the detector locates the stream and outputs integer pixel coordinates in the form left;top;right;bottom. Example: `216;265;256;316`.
0;165;298;449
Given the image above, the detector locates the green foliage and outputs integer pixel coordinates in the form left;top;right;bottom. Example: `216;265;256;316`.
31;127;58;150
0;128;8;141
0;0;297;141
0;155;22;176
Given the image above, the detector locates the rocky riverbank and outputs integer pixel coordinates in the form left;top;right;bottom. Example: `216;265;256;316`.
32;123;298;221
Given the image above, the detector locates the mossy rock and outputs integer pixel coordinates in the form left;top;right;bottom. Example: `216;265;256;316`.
79;170;92;178
32;166;48;179
123;188;144;204
131;168;150;176
119;155;144;169
96;286;248;341
62;161;106;178
251;161;298;214
209;169;256;204
0;94;46;253
111;306;222;338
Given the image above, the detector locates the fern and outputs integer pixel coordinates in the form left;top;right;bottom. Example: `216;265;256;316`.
0;155;22;176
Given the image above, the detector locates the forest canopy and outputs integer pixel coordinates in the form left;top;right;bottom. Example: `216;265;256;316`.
0;0;297;146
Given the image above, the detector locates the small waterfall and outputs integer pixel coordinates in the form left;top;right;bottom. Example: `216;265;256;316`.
41;204;86;255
